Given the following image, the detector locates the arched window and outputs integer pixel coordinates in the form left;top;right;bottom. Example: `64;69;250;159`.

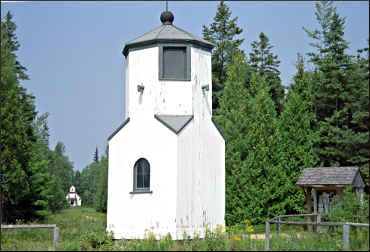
133;158;150;192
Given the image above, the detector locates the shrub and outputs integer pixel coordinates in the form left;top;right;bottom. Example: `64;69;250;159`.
322;186;369;223
79;230;114;250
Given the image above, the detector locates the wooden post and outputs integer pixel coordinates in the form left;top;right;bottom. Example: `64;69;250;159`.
265;221;270;250
338;189;344;210
313;189;318;214
343;224;349;251
316;214;321;232
313;190;317;232
276;217;280;235
359;188;363;203
53;227;59;251
305;187;312;231
1;225;59;250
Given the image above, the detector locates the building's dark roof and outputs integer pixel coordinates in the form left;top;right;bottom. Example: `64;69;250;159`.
122;12;215;56
107;117;130;141
154;115;193;135
212;117;226;141
296;167;365;188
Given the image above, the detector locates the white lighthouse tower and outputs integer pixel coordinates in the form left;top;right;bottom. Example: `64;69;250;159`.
106;10;225;240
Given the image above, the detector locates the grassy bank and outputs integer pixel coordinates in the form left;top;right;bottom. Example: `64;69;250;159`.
1;207;368;251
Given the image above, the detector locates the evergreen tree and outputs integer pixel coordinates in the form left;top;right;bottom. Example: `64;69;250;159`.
202;0;244;112
72;170;82;191
249;32;285;114
215;51;250;225
278;63;320;214
94;156;108;212
303;1;369;174
290;53;311;100
79;166;91;206
0;12;45;222
239;74;284;223
51;142;73;194
32;113;67;213
349;43;369;190
1;13;74;219
46;175;67;213
79;161;101;207
217;50;288;224
94;147;99;163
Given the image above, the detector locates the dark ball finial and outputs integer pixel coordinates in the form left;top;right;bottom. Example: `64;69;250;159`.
160;11;174;25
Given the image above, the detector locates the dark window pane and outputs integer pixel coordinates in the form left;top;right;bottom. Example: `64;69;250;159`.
141;159;149;175
137;174;143;188
137;164;143;176
143;174;150;188
134;158;150;190
163;47;186;79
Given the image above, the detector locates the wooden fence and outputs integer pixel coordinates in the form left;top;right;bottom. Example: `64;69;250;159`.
265;214;369;251
1;224;59;250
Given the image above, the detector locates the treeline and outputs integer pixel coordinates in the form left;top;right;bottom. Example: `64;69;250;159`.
72;147;108;213
1;1;368;227
202;1;368;225
0;11;108;223
1;12;74;223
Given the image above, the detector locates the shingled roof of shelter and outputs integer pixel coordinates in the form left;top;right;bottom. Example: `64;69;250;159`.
122;11;215;56
296;166;362;186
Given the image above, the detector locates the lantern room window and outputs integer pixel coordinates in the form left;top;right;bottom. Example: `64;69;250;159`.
159;45;190;81
133;158;151;192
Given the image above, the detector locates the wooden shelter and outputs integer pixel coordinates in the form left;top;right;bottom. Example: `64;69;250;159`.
296;167;365;214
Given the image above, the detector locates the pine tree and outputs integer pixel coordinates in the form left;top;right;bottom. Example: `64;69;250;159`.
0;12;46;222
46;175;67;213
51;142;73;194
249;32;285;114
215;50;251;225
277;61;320;214
28;114;56;217
217;50;289;224
94;147;99;163
37;115;69;213
94;156;108;212
348;43;369;190
304;1;369;174
79;161;101;207
202;1;244;112
72;170;82;190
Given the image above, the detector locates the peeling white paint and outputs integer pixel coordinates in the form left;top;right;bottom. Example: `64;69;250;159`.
107;45;225;240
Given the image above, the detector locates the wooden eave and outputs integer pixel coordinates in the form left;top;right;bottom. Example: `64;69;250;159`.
299;184;348;189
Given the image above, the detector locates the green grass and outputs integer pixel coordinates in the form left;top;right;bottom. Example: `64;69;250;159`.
1;207;108;251
1;207;368;251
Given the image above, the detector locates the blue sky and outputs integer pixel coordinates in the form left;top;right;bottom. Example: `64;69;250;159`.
1;1;369;171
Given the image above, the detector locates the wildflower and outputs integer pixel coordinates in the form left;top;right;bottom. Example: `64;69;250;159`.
244;219;251;225
233;235;241;241
246;226;254;233
216;224;224;233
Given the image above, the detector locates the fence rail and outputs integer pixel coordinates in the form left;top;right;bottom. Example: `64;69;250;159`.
1;224;59;250
265;214;369;251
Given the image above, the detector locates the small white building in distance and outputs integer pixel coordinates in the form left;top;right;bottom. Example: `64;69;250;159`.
66;185;82;207
106;10;225;240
